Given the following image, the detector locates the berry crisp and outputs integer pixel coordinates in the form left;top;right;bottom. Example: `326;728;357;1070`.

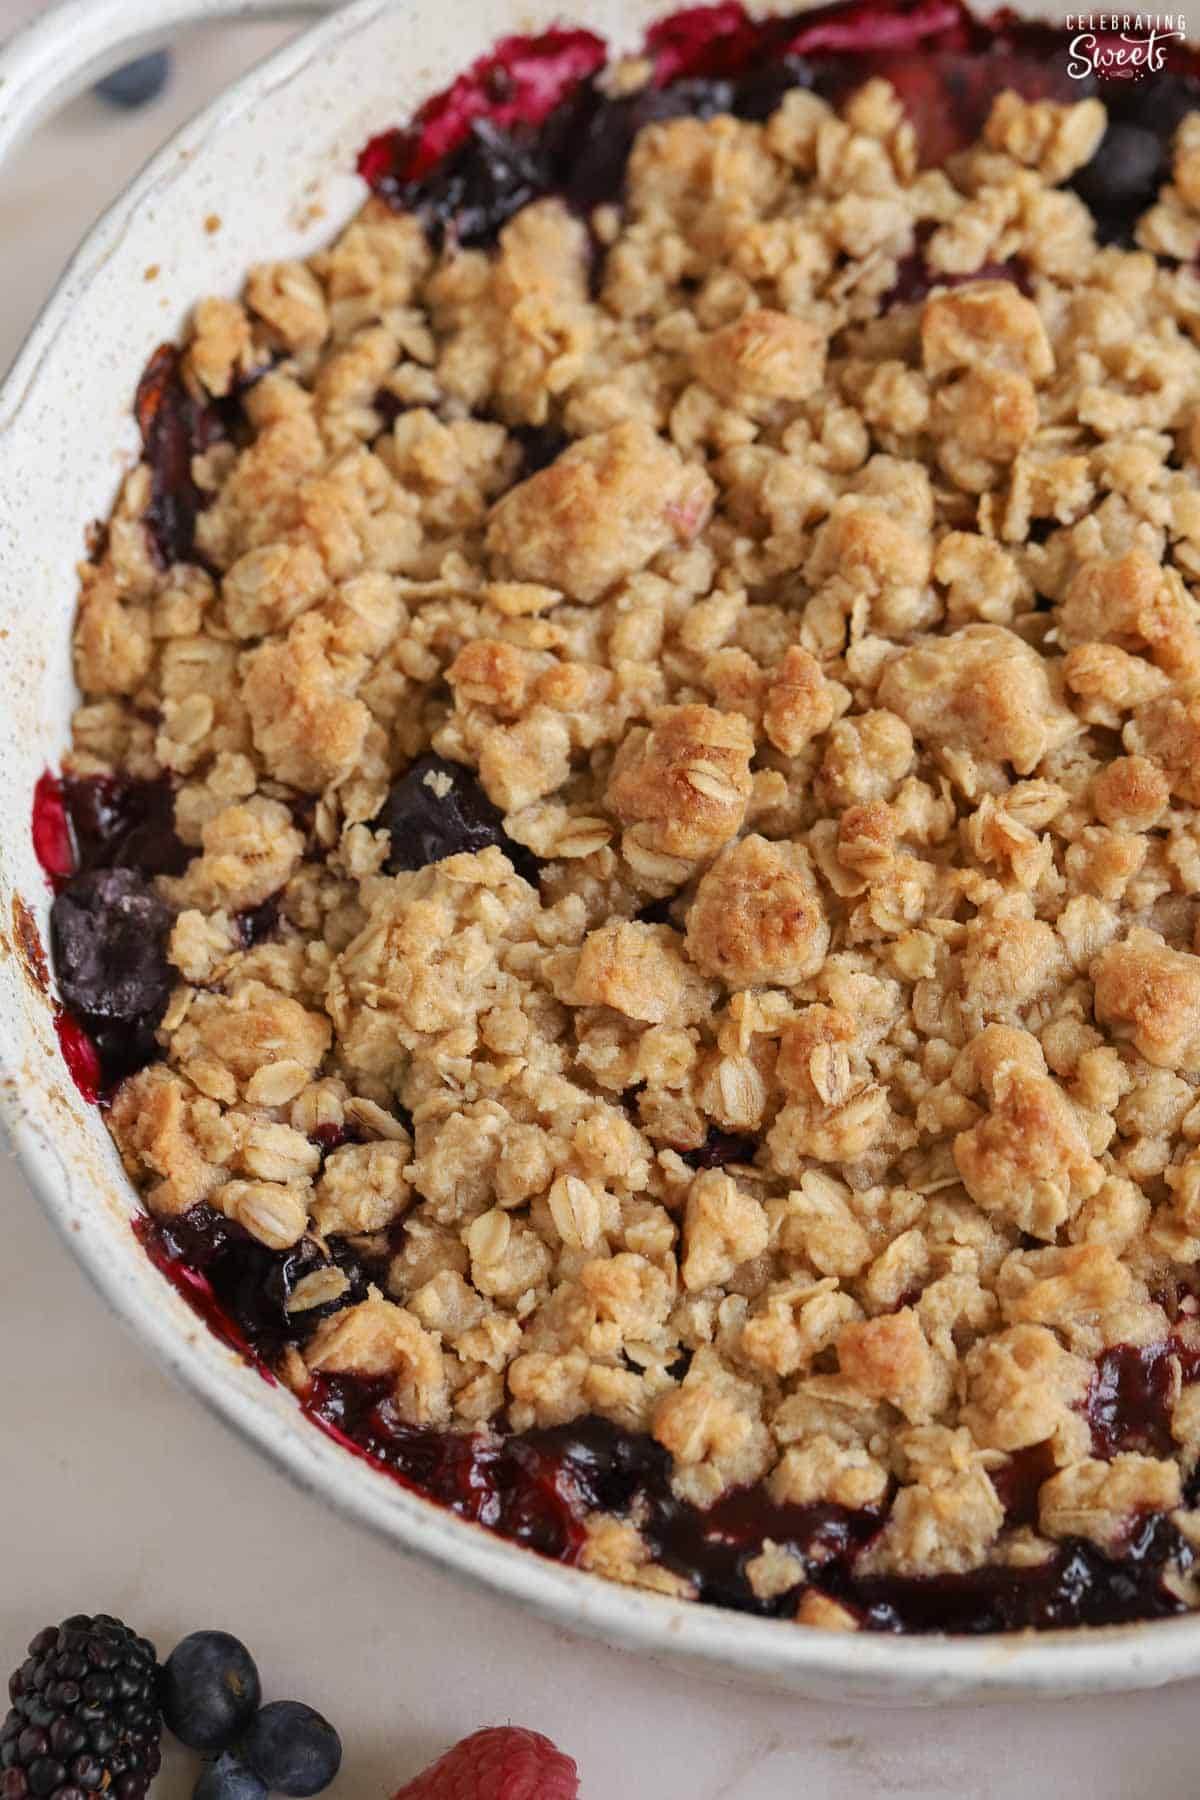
38;0;1200;1632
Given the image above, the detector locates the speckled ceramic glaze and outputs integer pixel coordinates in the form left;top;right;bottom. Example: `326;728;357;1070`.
4;0;1200;1702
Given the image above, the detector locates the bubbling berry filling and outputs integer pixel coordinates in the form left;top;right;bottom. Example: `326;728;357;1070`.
134;1210;1200;1632
50;734;1200;1634
357;0;1200;253
34;771;285;1094
35;773;187;1093
32;0;1200;1635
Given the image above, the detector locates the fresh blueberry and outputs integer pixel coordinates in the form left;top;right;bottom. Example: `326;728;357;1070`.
159;1631;261;1754
194;1752;267;1800
373;753;539;881
243;1701;342;1798
94;50;171;109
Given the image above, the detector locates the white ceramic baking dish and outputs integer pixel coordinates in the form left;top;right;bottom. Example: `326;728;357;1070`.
4;0;1200;1703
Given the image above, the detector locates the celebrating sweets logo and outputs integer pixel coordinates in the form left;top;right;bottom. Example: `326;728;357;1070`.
1065;13;1187;77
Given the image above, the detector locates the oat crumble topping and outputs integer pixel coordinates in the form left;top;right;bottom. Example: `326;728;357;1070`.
50;33;1200;1627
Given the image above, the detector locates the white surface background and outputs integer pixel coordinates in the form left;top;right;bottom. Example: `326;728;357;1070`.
4;6;1200;1793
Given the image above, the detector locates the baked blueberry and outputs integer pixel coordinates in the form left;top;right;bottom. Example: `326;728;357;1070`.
532;1417;672;1517
60;773;188;879
682;1132;759;1171
1072;112;1184;244
135;342;231;567
373;753;538;880
729;54;816;122
413;118;549;247
554;76;735;212
50;868;174;1024
216;1238;369;1360
510;422;569;476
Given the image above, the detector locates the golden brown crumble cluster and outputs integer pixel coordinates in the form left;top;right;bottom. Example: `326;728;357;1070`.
71;77;1200;1607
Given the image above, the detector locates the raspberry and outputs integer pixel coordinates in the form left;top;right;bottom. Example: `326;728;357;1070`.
392;1726;579;1799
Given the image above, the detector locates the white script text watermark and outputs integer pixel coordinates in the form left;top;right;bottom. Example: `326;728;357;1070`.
1064;16;1187;77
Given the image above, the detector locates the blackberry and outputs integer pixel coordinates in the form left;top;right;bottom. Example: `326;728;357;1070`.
0;1614;162;1800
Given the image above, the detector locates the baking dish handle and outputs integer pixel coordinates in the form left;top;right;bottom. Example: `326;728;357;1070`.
0;0;333;168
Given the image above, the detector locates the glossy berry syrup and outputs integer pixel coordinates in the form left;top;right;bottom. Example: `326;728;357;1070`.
1088;1338;1200;1462
34;0;1200;1633
134;1200;1200;1634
